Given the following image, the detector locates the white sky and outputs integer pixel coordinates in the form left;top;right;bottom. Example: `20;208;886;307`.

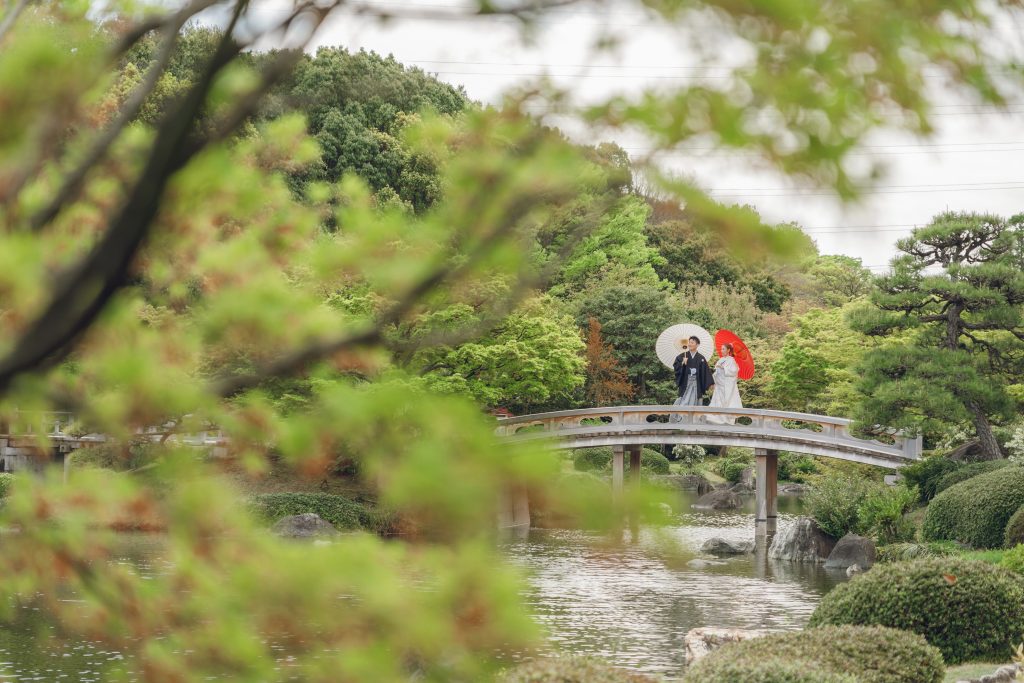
242;0;1024;272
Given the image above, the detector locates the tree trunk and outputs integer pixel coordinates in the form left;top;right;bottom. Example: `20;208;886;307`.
968;402;1003;460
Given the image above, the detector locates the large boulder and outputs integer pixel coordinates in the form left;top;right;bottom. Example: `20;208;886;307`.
692;489;743;510
824;533;876;570
700;537;754;556
683;627;772;665
768;517;837;563
272;513;340;539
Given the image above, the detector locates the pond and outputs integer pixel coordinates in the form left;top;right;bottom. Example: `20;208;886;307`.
501;488;850;680
0;489;846;681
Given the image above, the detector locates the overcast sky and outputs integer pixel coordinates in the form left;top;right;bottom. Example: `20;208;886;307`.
243;1;1024;272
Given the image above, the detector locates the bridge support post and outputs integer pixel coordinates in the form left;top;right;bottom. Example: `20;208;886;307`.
627;444;641;485
754;448;778;524
612;445;625;501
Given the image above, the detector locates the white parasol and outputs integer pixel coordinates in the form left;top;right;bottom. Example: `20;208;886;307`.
655;323;713;369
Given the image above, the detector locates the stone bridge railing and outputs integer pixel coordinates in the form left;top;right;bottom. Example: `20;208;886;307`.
497;406;921;470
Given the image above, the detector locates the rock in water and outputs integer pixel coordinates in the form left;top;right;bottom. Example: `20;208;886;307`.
767;517;836;563
272;513;340;539
846;563;863;577
824;533;877;570
686;558;727;569
692;489;743;510
683;627;772;665
700;537;754;556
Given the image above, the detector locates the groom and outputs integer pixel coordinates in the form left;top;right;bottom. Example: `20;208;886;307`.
673;336;714;406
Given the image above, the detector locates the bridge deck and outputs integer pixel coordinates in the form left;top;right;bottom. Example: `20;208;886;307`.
497;405;920;469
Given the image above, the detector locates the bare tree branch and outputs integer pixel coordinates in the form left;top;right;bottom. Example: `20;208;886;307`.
0;3;254;393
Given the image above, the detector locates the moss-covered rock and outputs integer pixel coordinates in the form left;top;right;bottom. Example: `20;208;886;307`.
250;492;372;531
808;558;1024;663
682;625;943;683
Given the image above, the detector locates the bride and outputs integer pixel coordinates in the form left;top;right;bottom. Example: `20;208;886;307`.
706;343;742;424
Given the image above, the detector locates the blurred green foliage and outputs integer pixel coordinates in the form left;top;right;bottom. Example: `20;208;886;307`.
0;0;1018;680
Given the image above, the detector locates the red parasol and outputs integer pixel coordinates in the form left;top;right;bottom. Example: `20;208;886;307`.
714;329;755;380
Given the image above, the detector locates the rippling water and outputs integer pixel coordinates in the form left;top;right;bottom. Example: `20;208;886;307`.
0;490;846;681
501;490;850;680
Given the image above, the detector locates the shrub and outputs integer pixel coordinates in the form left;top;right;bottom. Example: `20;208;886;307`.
500;656;656;682
682;625;943;683
922;465;1024;548
804;475;875;539
250;493;372;531
934;459;1011;495
672;444;705;472
778;452;818;483
857;485;918;544
573;447;670;476
572;447;612;472
0;473;13;498
899;455;959;502
1001;544;1024;575
68;442;169;472
1005;505;1024;547
876;542;961;563
808;557;1024;663
636;447;670;474
712;450;754;483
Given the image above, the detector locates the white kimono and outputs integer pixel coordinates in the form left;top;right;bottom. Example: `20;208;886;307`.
706;356;742;424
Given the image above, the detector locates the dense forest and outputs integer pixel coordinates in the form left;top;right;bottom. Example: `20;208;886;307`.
107;28;1024;456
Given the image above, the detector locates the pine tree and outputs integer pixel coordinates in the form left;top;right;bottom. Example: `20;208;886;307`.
850;212;1024;459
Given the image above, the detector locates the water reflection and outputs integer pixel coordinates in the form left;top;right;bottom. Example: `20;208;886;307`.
501;489;847;680
0;493;844;681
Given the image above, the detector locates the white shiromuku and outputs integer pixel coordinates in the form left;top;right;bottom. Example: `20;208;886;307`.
706;355;742;424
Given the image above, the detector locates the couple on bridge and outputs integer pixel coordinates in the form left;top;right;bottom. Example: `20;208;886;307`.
672;335;742;424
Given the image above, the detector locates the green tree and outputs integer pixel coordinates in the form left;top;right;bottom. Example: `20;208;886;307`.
807;255;875;306
574;278;677;402
556;195;665;292
412;297;586;412
851;212;1024;459
769;304;878;416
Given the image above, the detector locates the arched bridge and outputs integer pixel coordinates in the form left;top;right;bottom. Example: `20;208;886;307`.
495;405;921;530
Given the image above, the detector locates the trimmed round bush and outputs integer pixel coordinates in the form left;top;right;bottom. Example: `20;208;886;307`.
1005;505;1024;547
922;465;1024;548
501;656;656;682
899;455;959;502
934;459;1011;495
808;557;1024;663
573;447;612;472
637;447;670;474
250;492;371;531
573;447;670;475
682;625;943;683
